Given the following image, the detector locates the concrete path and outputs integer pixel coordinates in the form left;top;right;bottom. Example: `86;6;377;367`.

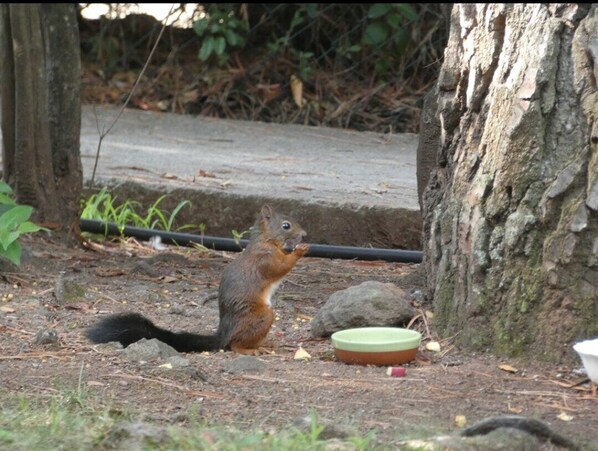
83;106;423;248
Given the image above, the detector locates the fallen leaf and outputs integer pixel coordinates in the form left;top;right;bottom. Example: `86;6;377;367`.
0;306;15;313
426;341;441;352
295;314;313;321
557;412;574;421
181;89;199;104
94;268;127;277
133;99;152;110
508;403;523;414
159;363;173;369
294;346;311;361
87;381;105;387
415;353;432;366
198;169;216;178
454;415;467;428
498;363;519;373
255;83;281;102
290;74;304;108
64;303;90;311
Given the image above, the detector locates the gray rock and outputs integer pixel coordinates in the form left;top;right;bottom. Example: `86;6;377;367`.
410;288;424;303
401;428;542;450
130;261;158;277
311;281;416;337
291;415;351;440
465;427;543;450
223;355;266;374
460;415;578;450
53;272;86;305
129;287;165;304
123;338;179;361
95;341;124;352
33;328;58;345
104;421;168;451
146;252;190;266
167;302;186;315
165;355;191;368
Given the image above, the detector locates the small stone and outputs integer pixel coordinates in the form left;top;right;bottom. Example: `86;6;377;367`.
410;288;424;303
165;355;191;368
104;421;168;450
33;329;58;345
223;355;266;374
53;272;86;305
123;338;179;362
168;303;186;315
290;415;351;440
130;261;158;277
95;341;124;352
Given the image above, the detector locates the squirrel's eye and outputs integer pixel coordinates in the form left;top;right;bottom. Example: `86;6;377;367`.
281;221;291;230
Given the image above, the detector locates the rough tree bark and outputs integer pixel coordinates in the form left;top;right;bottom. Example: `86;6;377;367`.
420;4;597;361
0;4;82;235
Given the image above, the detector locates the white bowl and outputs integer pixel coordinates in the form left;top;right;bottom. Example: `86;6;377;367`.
573;338;598;383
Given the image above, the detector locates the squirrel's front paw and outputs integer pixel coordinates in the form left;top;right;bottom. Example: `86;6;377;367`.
294;243;309;256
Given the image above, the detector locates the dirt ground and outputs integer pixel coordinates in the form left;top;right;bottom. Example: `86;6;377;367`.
1;235;596;449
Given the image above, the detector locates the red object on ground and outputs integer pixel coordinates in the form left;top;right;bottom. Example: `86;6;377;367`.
386;366;406;377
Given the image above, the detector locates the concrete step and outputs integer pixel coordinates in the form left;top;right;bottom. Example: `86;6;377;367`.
78;105;421;249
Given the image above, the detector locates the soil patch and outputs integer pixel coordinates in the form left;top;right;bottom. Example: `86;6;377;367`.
1;235;596;448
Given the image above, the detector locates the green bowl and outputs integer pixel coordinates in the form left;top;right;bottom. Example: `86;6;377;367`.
331;327;421;366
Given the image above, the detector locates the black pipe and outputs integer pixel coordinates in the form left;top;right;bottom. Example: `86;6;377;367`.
79;219;423;263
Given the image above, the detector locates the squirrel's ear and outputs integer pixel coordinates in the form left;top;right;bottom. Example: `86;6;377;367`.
260;204;273;219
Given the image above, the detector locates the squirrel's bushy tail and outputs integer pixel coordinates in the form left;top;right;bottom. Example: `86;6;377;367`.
86;312;222;352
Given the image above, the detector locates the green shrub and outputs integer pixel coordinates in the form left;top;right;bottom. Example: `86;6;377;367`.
193;5;248;66
81;187;197;235
0;181;46;266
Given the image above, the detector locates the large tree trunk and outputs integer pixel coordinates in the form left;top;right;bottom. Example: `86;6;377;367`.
0;4;82;235
421;4;597;361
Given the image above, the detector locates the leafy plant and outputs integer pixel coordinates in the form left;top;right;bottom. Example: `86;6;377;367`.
363;3;418;75
193;5;248;66
0;181;46;266
266;6;316;81
291;49;315;81
231;228;250;247
81;188;199;235
81;187;141;234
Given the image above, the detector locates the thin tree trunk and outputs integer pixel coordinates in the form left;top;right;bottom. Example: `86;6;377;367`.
9;4;58;216
42;4;83;227
421;4;597;361
0;4;82;234
0;7;15;186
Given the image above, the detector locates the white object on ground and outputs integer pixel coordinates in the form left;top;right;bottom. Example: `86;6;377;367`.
573;338;598;384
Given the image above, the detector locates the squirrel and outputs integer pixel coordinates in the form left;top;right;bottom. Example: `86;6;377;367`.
86;205;309;355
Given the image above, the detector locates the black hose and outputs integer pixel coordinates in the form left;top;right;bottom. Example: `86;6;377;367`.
79;219;423;263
